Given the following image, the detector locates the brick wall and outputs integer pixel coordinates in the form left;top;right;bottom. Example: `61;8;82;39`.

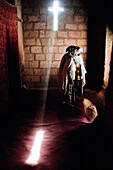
22;0;88;89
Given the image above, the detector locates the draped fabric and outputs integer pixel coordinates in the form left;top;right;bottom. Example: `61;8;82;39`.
0;21;8;104
58;53;86;99
0;0;20;110
58;53;71;98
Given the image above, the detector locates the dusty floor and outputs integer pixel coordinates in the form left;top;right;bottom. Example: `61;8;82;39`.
0;89;113;170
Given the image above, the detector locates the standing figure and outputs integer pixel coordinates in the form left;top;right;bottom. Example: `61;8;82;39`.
58;45;87;104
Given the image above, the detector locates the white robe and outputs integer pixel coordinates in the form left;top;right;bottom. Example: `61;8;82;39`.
68;54;87;86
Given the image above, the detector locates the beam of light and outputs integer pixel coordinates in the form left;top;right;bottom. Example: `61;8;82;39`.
26;131;44;166
48;0;64;31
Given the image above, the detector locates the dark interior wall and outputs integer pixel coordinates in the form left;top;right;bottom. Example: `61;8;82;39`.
85;0;106;91
105;44;113;129
86;0;113;91
5;0;15;5
105;0;113;32
86;18;106;91
104;1;113;128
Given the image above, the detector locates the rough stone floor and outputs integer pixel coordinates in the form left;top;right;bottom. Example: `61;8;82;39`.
0;90;113;170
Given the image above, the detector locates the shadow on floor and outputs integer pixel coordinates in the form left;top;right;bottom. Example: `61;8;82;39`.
0;89;113;170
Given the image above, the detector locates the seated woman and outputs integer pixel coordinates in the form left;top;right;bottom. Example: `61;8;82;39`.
58;45;87;104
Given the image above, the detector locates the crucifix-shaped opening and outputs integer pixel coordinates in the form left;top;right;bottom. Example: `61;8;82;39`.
48;0;64;31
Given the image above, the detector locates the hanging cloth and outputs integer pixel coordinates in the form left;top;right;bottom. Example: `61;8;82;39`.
0;0;20;107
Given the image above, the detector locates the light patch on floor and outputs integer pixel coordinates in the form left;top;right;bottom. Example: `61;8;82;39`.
25;130;44;166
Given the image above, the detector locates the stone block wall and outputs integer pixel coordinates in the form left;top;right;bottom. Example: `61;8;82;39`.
22;0;88;89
